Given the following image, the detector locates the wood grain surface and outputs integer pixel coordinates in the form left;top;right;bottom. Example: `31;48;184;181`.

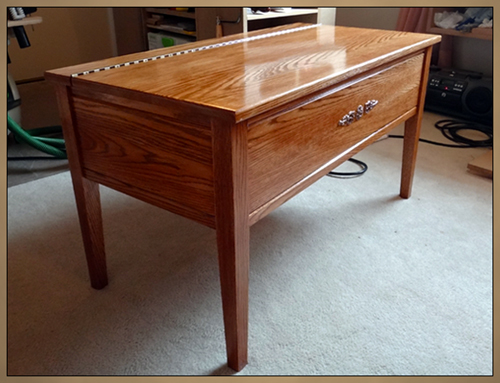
248;108;417;226
248;53;423;213
212;121;250;371
400;46;433;199
53;86;108;289
47;23;440;122
72;95;216;228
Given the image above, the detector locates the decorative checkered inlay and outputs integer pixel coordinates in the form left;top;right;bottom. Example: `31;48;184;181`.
71;24;320;78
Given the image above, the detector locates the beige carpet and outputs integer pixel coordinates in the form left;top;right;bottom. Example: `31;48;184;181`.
7;112;492;375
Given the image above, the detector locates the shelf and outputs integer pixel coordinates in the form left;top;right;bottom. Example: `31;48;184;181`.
426;7;492;41
7;16;42;28
145;8;195;19
428;26;492;41
146;24;196;37
246;8;318;21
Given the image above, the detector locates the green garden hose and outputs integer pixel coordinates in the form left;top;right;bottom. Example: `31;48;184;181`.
7;114;67;159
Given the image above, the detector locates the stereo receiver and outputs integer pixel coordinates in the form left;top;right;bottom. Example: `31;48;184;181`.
424;67;492;126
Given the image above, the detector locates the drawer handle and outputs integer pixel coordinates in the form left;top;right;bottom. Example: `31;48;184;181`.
338;111;355;126
338;99;379;126
364;99;379;113
355;105;364;120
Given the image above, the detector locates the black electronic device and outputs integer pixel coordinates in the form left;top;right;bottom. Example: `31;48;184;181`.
424;66;492;126
7;7;38;49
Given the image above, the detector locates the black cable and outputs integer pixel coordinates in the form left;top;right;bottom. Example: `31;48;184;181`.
388;119;493;148
327;118;491;180
327;158;368;178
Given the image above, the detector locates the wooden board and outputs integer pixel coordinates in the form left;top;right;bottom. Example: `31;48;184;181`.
467;150;492;178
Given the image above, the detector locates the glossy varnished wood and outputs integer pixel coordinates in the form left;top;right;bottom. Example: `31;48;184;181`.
400;46;434;199
46;24;440;371
72;95;216;228
247;53;423;213
212;121;249;371
71;85;235;128
248;107;417;225
53;86;108;289
46;24;440;122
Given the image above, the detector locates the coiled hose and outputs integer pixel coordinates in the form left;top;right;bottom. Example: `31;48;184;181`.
7;114;67;159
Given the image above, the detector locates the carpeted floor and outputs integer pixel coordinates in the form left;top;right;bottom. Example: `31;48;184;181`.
7;112;492;376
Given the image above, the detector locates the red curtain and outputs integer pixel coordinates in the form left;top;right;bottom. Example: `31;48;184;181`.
396;8;453;68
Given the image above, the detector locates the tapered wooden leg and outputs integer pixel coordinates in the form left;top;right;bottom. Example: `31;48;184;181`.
213;121;249;371
215;213;249;371
53;84;108;289
71;177;108;289
400;114;421;199
400;46;433;199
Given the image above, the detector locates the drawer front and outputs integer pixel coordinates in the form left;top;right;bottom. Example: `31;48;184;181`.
248;53;424;213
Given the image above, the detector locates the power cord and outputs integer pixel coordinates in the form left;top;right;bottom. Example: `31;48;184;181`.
327;158;368;178
327;118;492;179
388;119;493;148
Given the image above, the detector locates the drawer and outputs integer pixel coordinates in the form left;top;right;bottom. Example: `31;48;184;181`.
247;53;424;213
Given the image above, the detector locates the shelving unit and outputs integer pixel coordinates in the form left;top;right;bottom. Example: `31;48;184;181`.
426;8;492;41
146;8;196;20
243;8;319;32
424;7;492;176
142;7;335;49
246;8;317;21
144;7;197;41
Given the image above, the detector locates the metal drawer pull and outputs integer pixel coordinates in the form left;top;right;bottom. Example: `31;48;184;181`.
338;111;354;126
364;99;379;113
355;105;364;120
338;99;379;126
